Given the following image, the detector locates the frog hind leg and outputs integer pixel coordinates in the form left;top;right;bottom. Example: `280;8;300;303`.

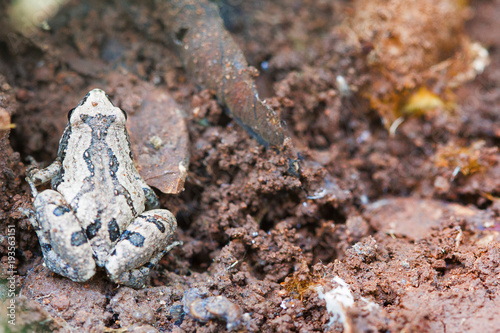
106;255;157;289
31;190;96;282
105;209;177;288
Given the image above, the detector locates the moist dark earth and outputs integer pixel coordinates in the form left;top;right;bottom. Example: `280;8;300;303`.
1;0;500;332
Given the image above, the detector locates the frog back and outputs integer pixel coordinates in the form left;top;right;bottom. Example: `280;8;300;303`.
54;118;146;262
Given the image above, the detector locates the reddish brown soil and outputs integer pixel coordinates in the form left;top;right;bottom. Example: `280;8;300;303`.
1;0;499;332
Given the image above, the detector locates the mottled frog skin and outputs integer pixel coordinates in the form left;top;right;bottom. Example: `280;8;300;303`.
26;89;178;288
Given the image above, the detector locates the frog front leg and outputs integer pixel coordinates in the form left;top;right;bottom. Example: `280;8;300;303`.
30;189;96;282
26;159;62;186
105;209;177;288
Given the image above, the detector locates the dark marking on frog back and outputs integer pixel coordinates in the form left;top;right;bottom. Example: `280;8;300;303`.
86;217;102;240
108;218;120;242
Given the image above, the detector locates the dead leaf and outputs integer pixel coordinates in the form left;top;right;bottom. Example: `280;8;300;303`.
108;73;189;194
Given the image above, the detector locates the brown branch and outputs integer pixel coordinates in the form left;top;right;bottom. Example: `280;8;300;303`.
164;0;286;147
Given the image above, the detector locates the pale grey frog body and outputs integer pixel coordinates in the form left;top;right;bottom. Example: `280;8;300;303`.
26;89;178;288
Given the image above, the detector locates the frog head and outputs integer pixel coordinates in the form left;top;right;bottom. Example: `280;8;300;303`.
67;89;128;126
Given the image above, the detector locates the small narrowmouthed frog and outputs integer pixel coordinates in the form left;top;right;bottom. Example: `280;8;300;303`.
26;89;178;288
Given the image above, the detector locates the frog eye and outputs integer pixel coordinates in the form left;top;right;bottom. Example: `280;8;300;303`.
120;108;128;120
67;108;75;121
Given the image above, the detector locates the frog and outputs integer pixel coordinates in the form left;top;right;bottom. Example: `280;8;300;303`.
25;89;179;289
